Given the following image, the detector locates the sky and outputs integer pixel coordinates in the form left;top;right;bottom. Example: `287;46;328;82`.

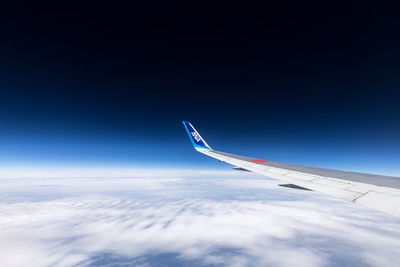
1;3;400;267
1;3;400;174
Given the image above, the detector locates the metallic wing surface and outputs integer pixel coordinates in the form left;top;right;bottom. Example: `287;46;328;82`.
182;121;400;218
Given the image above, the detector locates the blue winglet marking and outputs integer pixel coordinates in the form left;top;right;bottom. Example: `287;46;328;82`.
182;121;211;150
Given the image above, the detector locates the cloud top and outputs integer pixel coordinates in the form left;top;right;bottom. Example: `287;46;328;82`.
1;170;400;267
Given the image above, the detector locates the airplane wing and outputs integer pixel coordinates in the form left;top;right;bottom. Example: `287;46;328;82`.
182;121;400;218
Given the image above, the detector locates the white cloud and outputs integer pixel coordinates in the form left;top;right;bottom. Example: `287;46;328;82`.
0;169;400;267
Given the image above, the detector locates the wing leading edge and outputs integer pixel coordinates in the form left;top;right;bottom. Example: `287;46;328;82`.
182;121;400;218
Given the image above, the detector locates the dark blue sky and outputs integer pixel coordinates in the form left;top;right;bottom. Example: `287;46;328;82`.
1;2;400;174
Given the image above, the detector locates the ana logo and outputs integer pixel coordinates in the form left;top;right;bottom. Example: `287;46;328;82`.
191;131;201;142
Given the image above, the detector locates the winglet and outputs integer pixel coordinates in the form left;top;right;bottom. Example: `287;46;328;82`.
182;121;212;150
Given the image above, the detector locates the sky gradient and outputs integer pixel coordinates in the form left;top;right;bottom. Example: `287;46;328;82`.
1;4;400;267
1;3;400;175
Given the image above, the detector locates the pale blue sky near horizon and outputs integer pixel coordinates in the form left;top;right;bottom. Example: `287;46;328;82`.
0;124;399;177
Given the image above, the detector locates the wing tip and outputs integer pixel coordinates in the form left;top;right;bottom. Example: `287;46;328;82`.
182;121;212;150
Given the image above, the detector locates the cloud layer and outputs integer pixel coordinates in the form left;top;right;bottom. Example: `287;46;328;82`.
1;170;400;267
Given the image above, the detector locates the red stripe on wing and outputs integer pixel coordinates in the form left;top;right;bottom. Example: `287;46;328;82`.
251;159;268;163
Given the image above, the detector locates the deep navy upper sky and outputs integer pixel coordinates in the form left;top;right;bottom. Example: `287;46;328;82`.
1;2;400;174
